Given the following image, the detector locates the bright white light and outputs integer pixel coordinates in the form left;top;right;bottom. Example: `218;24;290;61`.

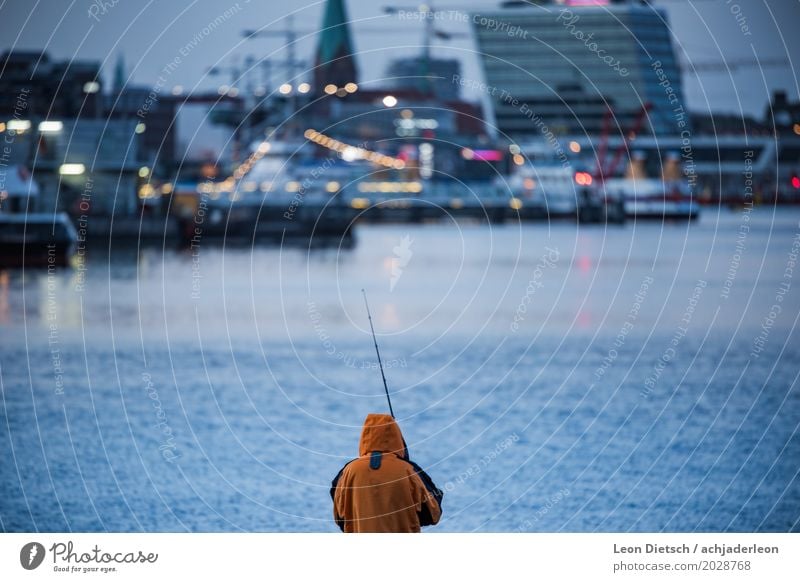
419;142;433;179
83;81;100;94
324;84;337;95
279;83;292;95
382;95;398;107
344;82;358;93
341;146;361;162
59;163;85;175
7;120;31;132
38;121;63;133
135;122;146;134
297;82;311;94
138;167;150;178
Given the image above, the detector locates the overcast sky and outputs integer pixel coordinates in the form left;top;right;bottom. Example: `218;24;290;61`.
2;0;798;154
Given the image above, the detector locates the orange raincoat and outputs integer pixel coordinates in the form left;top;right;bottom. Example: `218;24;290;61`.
330;413;443;533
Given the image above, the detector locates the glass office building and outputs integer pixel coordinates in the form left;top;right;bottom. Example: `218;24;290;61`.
471;0;687;138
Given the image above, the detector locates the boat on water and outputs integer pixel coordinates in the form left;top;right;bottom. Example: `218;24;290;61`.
600;149;700;220
604;176;700;220
170;140;359;245
0;164;78;267
0;212;78;268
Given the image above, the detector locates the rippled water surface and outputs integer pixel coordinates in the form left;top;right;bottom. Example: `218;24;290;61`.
1;209;799;531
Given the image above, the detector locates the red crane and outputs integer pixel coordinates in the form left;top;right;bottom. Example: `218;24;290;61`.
594;103;652;182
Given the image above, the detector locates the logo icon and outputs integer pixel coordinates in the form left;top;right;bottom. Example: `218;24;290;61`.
20;542;46;570
390;235;414;291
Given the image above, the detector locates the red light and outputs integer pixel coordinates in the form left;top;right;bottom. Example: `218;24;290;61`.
792;176;800;189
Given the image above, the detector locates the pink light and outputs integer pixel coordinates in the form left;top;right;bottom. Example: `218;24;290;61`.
567;0;610;6
471;150;503;162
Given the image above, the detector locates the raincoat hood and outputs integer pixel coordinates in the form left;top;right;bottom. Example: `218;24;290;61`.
358;413;407;458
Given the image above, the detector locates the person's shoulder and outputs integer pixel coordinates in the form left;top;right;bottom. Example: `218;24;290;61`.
388;455;421;475
343;456;371;472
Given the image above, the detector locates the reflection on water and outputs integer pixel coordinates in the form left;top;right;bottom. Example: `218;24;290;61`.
1;209;799;531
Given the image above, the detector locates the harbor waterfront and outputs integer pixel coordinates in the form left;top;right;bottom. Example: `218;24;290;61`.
1;208;798;532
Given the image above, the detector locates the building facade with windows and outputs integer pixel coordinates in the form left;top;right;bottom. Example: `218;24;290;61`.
472;0;687;138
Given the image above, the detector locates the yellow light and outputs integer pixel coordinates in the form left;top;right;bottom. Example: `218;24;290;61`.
7;119;31;132
513;154;525;166
279;83;292;95
285;181;300;192
392;159;405;169
138;166;150;178
569;141;581;153
135;122;146;134
382;95;398;107
243;181;257;192
260;181;273;192
324;84;337;95
350;197;370;209
257;142;271;154
344;82;358;93
450;198;464;209
326;181;340;193
461;148;474;160
38;121;63;133
161;183;174;194
509;197;523;210
138;184;156;199
298;82;311;94
400;109;414;119
0;122;5;133
794;123;800;136
59;163;85;175
357;181;422;193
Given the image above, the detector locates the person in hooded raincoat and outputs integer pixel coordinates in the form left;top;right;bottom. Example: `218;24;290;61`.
330;413;443;533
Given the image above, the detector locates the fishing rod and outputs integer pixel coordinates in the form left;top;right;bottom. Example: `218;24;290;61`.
361;289;395;418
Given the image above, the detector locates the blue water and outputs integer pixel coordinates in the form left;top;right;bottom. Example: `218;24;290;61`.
1;209;799;531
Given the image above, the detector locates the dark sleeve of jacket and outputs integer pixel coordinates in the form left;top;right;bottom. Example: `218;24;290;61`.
407;459;443;526
330;461;353;532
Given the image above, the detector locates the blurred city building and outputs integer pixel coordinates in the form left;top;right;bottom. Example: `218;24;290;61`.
472;0;687;137
313;0;359;95
385;56;462;102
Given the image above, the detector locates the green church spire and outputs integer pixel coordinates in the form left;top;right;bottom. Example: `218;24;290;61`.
314;0;358;93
